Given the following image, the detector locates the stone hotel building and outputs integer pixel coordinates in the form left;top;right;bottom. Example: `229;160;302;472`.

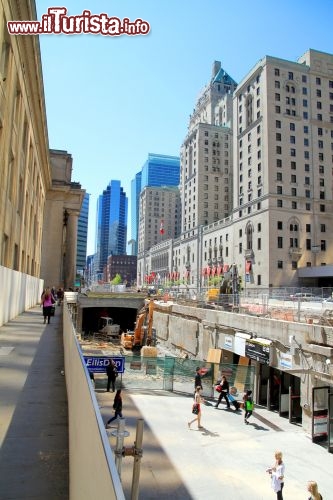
138;49;333;290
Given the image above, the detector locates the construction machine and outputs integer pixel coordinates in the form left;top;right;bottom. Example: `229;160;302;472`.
120;299;157;354
93;317;120;342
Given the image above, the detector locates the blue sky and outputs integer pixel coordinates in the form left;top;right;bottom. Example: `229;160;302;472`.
36;0;333;255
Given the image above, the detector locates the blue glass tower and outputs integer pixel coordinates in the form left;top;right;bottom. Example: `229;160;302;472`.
95;180;128;275
130;172;142;255
76;192;89;273
141;153;180;189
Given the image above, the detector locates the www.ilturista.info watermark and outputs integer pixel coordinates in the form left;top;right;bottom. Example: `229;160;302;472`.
7;7;150;36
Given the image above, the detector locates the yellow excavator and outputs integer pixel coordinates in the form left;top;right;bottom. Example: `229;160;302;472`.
121;299;156;353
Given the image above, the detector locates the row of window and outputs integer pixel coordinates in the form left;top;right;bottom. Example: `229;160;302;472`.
276;199;326;211
276;159;326;173
276;135;333;149
273;69;333;88
275;106;333;122
276;172;325;187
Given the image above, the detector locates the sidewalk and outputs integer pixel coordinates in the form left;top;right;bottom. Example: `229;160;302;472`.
0;306;69;500
98;389;333;500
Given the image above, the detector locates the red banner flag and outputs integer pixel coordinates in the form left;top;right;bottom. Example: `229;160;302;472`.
160;220;165;235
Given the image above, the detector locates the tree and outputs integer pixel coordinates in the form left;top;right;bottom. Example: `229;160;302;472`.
111;273;122;285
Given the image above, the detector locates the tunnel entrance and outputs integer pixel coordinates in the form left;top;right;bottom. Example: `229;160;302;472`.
82;307;138;336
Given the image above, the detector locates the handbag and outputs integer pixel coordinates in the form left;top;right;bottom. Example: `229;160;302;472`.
215;384;222;393
192;403;199;415
50;305;55;316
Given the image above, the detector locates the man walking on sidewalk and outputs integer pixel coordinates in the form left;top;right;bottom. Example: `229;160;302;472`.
215;375;230;408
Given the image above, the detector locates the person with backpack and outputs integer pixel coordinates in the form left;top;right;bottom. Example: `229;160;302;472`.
243;389;254;424
106;359;118;392
105;390;122;427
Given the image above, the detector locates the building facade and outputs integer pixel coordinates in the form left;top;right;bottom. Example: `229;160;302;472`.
138;50;333;290
95;180;128;278
105;254;137;286
131;153;180;256
76;192;89;274
130;171;142;255
40;149;85;290
0;0;49;323
138;186;181;253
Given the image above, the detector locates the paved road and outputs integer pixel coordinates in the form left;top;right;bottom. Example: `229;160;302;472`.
98;389;333;500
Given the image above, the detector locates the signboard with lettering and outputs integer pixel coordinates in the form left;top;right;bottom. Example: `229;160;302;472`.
83;356;125;373
245;339;270;365
279;352;292;370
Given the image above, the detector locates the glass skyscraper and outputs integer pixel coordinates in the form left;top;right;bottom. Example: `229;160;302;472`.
76;192;89;273
131;153;180;255
95;180;128;276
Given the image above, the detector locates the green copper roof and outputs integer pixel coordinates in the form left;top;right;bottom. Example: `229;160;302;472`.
212;67;237;86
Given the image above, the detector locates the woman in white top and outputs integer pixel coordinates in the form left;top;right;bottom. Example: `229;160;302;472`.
188;386;204;429
266;450;285;500
307;480;322;500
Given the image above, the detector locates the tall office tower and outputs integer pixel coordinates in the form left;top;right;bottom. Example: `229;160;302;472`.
180;61;237;234
131;153;180;255
138;186;181;253
76;193;89;274
95;180;128;277
130;171;142;255
230;48;333;287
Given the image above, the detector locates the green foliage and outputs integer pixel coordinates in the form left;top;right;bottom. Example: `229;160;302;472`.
208;276;223;287
110;273;122;285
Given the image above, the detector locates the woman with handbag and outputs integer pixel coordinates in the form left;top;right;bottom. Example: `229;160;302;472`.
188;386;204;429
41;287;54;324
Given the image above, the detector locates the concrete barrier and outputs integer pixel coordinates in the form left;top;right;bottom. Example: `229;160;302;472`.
63;297;125;500
0;266;43;327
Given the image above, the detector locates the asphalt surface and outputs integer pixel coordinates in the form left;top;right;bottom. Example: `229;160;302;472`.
1;307;332;499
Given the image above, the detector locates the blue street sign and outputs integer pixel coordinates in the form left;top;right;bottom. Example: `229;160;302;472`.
83;356;125;374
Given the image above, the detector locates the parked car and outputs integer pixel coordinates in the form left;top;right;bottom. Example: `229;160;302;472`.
289;292;316;301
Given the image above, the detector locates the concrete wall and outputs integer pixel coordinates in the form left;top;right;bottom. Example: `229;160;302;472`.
0;266;44;327
63;298;125;500
153;302;333;434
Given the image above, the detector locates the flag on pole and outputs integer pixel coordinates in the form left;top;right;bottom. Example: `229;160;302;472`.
159;220;165;235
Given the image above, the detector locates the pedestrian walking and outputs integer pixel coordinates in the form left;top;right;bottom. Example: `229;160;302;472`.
214;375;230;408
194;366;203;391
188;386;204;429
105;389;123;427
40;287;55;324
243;389;254;424
307;480;323;500
106;359;118;392
266;450;285;500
